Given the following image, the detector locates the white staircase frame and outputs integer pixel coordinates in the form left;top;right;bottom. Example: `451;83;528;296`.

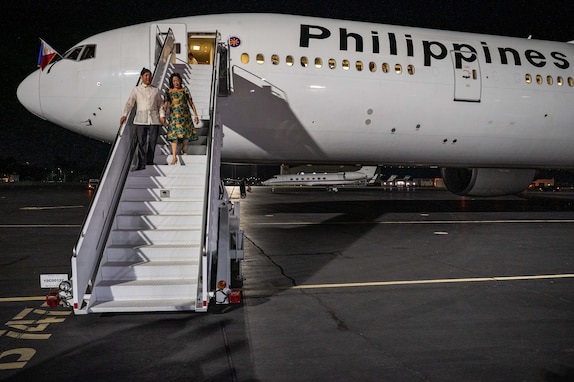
70;29;243;314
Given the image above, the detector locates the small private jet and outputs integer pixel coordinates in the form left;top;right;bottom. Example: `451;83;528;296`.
17;13;574;197
262;166;378;192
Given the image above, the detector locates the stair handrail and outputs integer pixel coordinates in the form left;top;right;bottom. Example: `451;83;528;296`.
71;110;137;313
196;32;226;310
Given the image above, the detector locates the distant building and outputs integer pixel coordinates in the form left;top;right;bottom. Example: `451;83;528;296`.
1;174;19;183
530;178;554;189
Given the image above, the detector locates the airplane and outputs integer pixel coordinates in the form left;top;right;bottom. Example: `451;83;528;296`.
16;13;574;197
262;166;378;192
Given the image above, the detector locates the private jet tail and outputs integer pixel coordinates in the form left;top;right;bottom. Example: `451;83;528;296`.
357;166;378;178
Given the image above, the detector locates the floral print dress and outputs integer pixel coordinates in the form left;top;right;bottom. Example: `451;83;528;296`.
165;87;196;141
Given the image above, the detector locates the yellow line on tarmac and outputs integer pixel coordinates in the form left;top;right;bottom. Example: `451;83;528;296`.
253;219;574;226
0;224;81;228
20;205;84;210
0;296;46;303
291;273;574;290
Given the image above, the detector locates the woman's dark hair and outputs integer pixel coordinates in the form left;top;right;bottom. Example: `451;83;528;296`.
169;72;183;88
140;67;152;76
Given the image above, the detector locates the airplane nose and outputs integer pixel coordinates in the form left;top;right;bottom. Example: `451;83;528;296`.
17;70;44;120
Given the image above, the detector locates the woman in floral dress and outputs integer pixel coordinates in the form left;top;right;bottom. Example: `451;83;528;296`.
163;73;200;164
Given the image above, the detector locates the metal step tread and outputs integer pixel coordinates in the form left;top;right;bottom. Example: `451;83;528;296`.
101;260;199;267
113;224;203;231
114;209;204;216
88;299;199;312
119;197;205;203
110;228;202;233
114;212;203;216
106;243;201;250
95;278;197;287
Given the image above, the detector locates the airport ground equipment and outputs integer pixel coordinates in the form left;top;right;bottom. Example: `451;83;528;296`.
68;29;243;314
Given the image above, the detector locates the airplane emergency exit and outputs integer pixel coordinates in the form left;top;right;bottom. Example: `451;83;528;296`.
17;13;574;197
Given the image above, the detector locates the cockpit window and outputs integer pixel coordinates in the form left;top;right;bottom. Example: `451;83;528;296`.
64;46;83;60
63;44;97;61
80;45;96;60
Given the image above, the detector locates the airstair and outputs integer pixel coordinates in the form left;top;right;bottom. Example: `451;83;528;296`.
68;29;242;314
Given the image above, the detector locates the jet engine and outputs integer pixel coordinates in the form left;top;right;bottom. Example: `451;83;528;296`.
441;168;536;197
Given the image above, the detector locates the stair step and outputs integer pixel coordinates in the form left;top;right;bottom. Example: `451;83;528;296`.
105;244;201;262
117;200;204;214
154;150;209;163
93;279;198;300
185;146;207;155
114;214;203;229
127;164;207;175
126;176;206;188
121;187;206;201
100;260;199;280
108;229;202;245
88;298;199;313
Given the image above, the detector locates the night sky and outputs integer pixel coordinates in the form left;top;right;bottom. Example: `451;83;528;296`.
3;1;574;170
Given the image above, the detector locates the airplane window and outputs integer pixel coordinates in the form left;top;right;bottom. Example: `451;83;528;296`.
271;54;280;65
569;77;574;87
369;62;377;72
64;46;83;60
301;56;309;67
286;55;294;66
241;53;249;64
256;54;264;64
314;57;322;68
536;75;543;85
408;65;415;75
80;45;96;60
328;59;336;69
382;63;390;73
356;61;363;71
525;74;532;84
557;76;564;86
395;64;402;74
342;60;350;70
547;75;553;85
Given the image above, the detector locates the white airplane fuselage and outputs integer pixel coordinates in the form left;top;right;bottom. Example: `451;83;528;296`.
17;14;574;195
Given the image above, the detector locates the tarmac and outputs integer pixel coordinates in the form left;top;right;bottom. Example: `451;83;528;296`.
1;183;574;381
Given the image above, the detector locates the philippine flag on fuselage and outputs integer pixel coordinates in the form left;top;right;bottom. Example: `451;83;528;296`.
37;39;58;70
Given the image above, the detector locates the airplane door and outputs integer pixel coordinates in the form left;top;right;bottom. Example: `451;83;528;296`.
150;24;187;68
450;51;482;102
